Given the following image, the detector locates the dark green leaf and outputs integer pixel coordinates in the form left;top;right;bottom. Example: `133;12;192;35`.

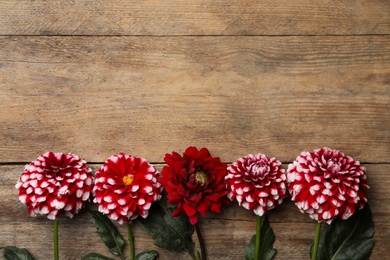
244;235;256;260
245;215;277;260
138;204;195;253
90;210;125;258
3;246;34;260
311;204;374;260
81;253;115;260
135;250;159;260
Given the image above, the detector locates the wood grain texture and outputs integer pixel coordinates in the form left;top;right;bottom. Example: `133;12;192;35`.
1;0;390;36
1;1;389;259
1;36;389;163
1;164;388;259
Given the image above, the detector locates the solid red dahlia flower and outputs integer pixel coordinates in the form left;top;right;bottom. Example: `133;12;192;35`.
287;147;369;224
159;146;229;224
93;153;162;224
226;153;287;216
15;152;93;220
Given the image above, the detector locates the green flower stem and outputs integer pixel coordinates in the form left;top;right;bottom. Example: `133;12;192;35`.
54;219;59;260
195;222;206;260
255;215;261;260
128;223;135;260
194;250;201;260
311;222;322;260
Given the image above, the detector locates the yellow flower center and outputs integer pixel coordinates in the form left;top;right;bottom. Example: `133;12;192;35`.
195;171;208;185
122;175;134;186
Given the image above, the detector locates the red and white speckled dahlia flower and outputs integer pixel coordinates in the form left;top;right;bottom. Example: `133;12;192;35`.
287;147;369;224
93;153;162;224
15;152;93;220
159;146;229;225
226;153;287;216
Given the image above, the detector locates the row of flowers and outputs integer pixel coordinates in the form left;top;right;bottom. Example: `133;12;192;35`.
13;146;370;260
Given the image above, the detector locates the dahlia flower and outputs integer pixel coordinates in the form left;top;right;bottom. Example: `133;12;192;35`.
15;152;93;220
93;153;162;224
287;147;369;224
226;153;287;216
159;146;229;225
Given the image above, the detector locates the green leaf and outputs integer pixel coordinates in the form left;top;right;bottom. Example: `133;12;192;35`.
135;250;159;260
138;204;195;253
81;253;115;260
245;215;277;260
244;235;256;260
90;210;125;258
3;246;34;260
311;204;374;260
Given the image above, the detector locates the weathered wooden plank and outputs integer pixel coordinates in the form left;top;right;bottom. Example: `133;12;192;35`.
2;220;388;259
1;36;389;163
1;0;389;36
1;164;388;259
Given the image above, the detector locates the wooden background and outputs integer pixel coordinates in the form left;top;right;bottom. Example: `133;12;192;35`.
1;1;389;259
